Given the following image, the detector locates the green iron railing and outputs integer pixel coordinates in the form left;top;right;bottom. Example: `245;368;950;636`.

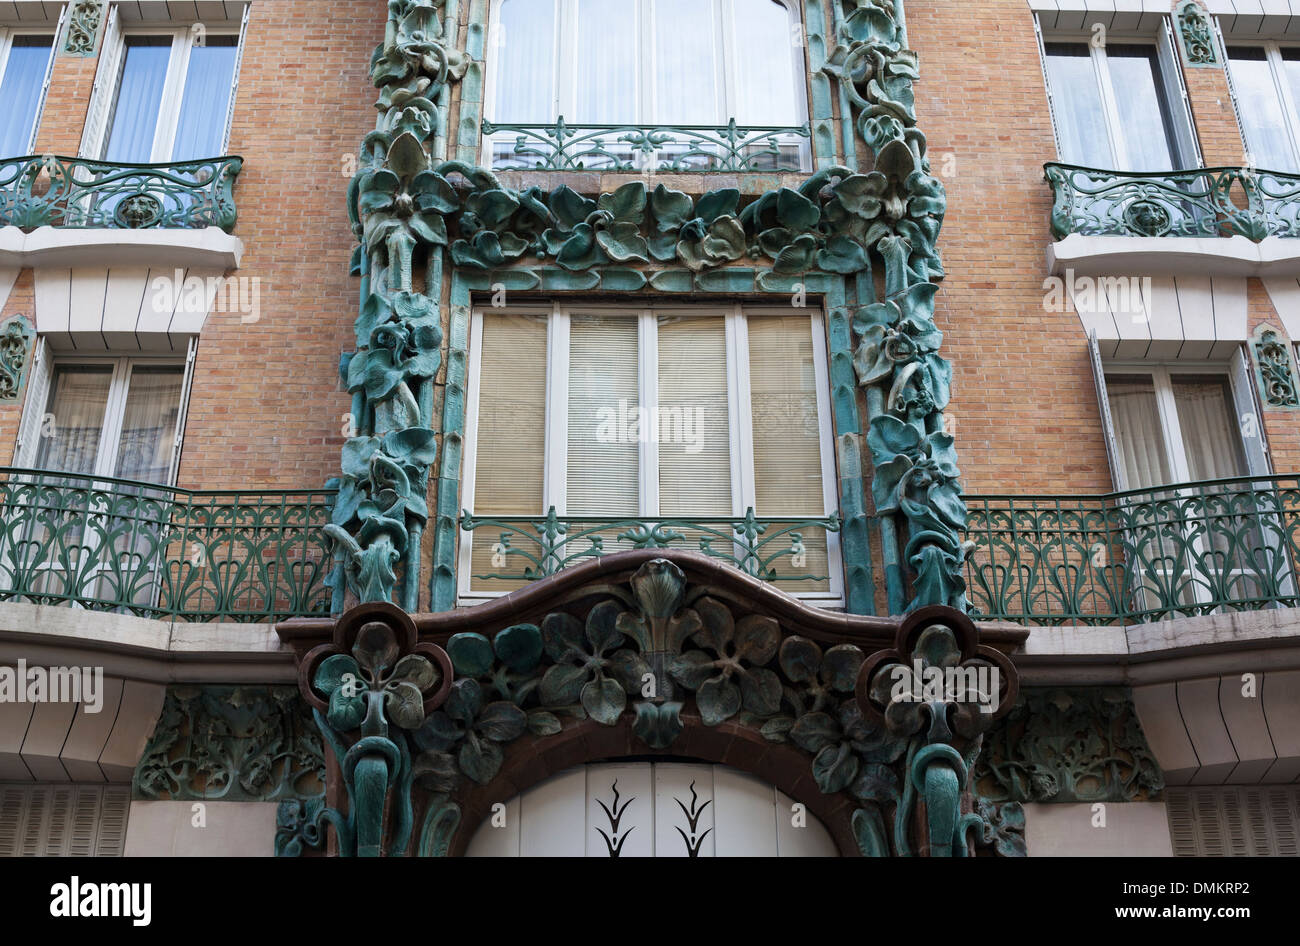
460;506;840;585
0;154;243;231
482;117;811;172
964;475;1300;626
1044;162;1300;240
0;468;334;622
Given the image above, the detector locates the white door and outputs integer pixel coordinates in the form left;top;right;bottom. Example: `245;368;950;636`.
466;761;838;857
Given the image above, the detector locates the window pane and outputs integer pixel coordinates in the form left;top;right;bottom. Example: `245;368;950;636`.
567;314;639;515
1171;375;1247;481
1105;374;1171;489
1044;42;1112;167
494;0;556;122
657;315;730;516
170;36;239;160
731;0;799;125
1105;44;1177;171
654;0;718;124
103;36;173;162
35;366;113;475
113;366;184;483
1228;46;1296;172
576;0;637;122
0;36;54;156
749;316;828;592
471;313;547;592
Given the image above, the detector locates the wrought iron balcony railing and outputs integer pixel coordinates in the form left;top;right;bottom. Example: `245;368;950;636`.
1044;162;1300;240
0;468;333;622
0;154;243;231
482;117;811;173
460;507;840;587
964;475;1300;626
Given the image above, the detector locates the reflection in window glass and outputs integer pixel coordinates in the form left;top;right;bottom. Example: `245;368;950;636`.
114;367;184;482
1227;46;1296;172
103;37;172;162
0;36;54;156
36;367;114;476
171;37;239;160
1105;44;1176;171
1043;43;1112;167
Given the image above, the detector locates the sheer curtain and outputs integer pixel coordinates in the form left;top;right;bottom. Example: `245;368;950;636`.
653;0;718;125
170;37;239;160
1043;43;1112;167
657;315;731;517
103;37;172;162
0;36;54;156
494;0;557;122
576;0;637;123
1228;47;1296;172
35;366;113;475
1105;44;1176;171
112;367;183;483
731;0;799;125
471;314;548;591
1105;374;1172;489
749;316;828;591
1172;376;1247;481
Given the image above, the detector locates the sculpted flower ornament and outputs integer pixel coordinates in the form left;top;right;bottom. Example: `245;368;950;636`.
669;597;782;725
540;601;649;725
412;678;527;785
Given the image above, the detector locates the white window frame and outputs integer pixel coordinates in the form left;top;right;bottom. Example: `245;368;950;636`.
102;24;242;162
1223;40;1300;171
482;0;810;160
0;26;58;156
34;353;191;486
460;302;843;606
1037;20;1201;169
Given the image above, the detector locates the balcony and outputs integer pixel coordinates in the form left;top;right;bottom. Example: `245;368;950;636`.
964;475;1300;626
0;154;243;231
1044;162;1300;241
0;468;333;622
459;507;840;595
482;117;811;173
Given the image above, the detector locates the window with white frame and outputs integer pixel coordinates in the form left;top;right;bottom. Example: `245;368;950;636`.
0;28;55;157
1225;43;1300;173
25;356;190;485
486;0;808;165
1040;30;1197;170
462;304;842;601
1103;367;1249;490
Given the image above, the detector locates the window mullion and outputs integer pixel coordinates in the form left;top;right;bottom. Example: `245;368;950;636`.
639;310;659;517
729;305;756;516
641;0;654;124
1152;366;1193;483
546;304;570;515
718;0;735;123
95;359;133;479
559;0;577;119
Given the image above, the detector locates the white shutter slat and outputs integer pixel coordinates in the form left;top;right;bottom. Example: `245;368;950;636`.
0;784;130;857
165;335;198;485
1088;329;1124;490
219;1;250;153
1230;343;1273;476
94;786;130;855
78;5;122;159
26;6;65;154
13;336;48;468
1166;786;1300;856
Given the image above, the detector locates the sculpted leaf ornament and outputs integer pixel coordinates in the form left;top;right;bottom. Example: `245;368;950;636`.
312;621;442;733
669;597;783;725
411;678;527;785
540;602;649;725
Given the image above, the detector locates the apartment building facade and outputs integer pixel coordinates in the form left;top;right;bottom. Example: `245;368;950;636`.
0;0;1296;857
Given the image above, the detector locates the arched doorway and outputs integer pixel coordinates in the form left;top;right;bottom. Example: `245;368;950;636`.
466;760;838;856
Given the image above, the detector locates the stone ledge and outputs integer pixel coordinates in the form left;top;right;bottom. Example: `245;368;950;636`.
1047;233;1300;278
0;225;243;270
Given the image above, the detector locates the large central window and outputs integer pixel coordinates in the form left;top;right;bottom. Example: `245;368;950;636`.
462;304;841;601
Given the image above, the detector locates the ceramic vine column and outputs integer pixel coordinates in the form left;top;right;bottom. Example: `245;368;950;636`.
328;0;469;610
824;0;969;612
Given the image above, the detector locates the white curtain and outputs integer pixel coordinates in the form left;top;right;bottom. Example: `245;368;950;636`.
657;315;731;516
653;0;718;125
1228;47;1297;172
1105;44;1175;171
103;37;172;162
1171;376;1247;481
576;0;637;123
494;0;557;122
731;0;799;125
1043;43;1112;167
113;366;184;483
567;314;639;516
1106;375;1171;489
35;366;113;476
0;36;53;156
171;36;239;160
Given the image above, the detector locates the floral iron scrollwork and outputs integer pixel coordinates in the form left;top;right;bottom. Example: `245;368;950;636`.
856;606;1018;856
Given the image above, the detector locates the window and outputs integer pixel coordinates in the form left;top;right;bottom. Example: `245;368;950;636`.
462;304;841;601
1042;36;1193;170
29;357;188;485
486;0;807;167
1104;367;1247;490
0;30;54;156
1226;44;1300;172
99;27;241;163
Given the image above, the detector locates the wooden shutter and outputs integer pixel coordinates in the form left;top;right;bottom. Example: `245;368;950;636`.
13;336;49;468
220;2;251;153
0;784;131;857
1088;329;1124;490
78;4;122;159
